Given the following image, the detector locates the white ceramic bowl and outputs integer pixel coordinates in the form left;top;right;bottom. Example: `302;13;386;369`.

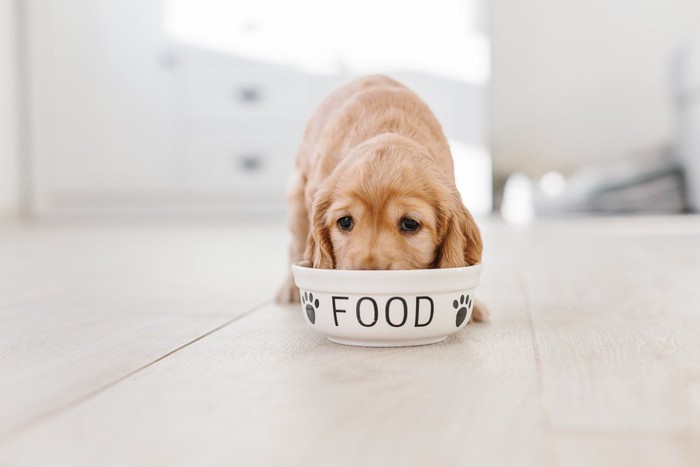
291;263;483;347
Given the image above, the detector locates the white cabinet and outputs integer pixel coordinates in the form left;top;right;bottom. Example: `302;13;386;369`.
173;47;312;205
26;0;311;214
182;128;300;202
182;68;312;122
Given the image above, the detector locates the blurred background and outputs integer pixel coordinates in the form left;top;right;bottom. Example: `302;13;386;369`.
0;0;699;222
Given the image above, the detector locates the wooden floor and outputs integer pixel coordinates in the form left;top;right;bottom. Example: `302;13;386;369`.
1;216;699;466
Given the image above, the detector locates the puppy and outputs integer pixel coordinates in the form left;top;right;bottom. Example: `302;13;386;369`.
277;75;486;321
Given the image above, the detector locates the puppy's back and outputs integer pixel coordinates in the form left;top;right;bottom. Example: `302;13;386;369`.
296;76;452;182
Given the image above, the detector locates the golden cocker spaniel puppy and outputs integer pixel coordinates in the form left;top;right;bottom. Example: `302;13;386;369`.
277;75;486;320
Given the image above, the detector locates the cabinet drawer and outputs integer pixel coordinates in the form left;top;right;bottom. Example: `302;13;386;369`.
183;133;298;201
183;69;313;122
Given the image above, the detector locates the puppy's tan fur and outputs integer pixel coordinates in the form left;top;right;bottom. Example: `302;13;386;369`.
277;75;487;321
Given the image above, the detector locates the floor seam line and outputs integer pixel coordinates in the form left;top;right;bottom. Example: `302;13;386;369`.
519;274;551;429
0;299;271;443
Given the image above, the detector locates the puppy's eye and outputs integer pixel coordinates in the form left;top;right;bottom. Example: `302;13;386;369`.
337;216;353;231
400;217;420;232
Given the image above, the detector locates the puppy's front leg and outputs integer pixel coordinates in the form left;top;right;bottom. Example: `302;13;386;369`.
471;299;489;322
276;169;308;304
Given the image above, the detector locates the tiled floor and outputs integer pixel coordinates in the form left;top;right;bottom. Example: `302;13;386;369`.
1;216;699;466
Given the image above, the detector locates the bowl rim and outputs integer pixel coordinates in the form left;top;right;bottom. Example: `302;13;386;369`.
291;262;483;294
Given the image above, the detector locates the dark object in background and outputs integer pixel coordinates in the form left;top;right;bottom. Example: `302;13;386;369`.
534;149;687;216
674;37;700;212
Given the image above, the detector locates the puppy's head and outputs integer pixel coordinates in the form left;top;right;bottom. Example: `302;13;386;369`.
305;136;482;270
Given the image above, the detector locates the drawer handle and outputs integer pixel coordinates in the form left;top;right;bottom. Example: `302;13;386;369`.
235;86;263;103
235;154;264;172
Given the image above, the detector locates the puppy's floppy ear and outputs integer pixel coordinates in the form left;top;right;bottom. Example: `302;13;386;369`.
433;190;483;268
304;184;336;269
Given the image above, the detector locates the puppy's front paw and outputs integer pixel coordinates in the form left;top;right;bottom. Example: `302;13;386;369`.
275;276;301;304
471;300;489;322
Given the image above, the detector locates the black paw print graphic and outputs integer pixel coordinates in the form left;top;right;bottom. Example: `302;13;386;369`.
302;291;319;324
453;294;472;327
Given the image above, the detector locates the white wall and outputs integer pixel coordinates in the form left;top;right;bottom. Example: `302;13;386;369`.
0;0;19;217
491;0;700;177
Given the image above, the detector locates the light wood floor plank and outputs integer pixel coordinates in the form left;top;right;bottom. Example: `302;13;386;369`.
546;434;700;467
0;222;287;439
2;217;699;466
521;228;700;438
0;223;288;312
0;283;545;467
0;306;242;439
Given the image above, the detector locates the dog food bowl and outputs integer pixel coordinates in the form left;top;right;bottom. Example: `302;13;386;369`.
291;263;483;347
